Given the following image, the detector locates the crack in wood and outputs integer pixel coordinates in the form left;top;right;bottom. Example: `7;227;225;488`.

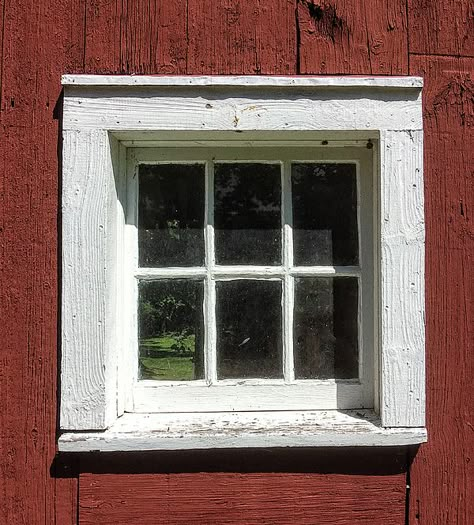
430;74;474;127
298;0;348;43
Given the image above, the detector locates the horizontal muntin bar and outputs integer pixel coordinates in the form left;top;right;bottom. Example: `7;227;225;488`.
135;265;361;280
290;266;360;276
136;267;207;279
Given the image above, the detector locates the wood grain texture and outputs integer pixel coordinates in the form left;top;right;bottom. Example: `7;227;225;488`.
62;82;424;431
408;55;474;525
119;1;187;74
132;381;366;413
408;0;474;57
62;86;423;132
297;0;408;74
79;472;406;525
62;75;423;87
84;1;189;74
0;0;84;523
380;130;425;427
61;129;119;430
1;0;472;524
54;456;79;525
84;1;297;76
0;0;4;96
84;0;121;73
58;411;426;452
187;0;297;74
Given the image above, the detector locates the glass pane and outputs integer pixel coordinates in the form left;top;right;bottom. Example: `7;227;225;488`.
214;163;281;265
138;280;204;381
138;164;205;267
292;163;358;266
216;280;282;379
294;277;358;379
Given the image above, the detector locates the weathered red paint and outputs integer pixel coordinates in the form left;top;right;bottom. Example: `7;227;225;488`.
0;0;83;523
408;0;474;57
79;472;406;525
0;1;472;524
297;0;409;75
186;0;297;75
408;54;474;525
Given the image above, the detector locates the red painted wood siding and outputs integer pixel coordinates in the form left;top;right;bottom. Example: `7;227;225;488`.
408;54;474;525
79;472;406;525
0;1;472;524
297;0;409;74
408;0;474;57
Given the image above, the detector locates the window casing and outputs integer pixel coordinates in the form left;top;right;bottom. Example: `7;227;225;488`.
59;76;426;451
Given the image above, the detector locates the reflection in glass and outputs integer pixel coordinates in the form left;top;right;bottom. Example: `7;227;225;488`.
216;280;282;379
138;280;204;381
294;277;358;379
292;163;359;266
139;164;205;267
214;163;281;265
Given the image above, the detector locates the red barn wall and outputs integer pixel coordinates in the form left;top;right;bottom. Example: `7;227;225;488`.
0;1;472;523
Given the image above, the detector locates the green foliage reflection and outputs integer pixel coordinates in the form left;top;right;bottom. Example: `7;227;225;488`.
138;280;204;381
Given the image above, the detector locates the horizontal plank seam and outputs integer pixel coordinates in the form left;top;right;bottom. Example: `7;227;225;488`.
409;52;474;59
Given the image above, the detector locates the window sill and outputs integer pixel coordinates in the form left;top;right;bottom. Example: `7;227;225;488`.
58;410;427;452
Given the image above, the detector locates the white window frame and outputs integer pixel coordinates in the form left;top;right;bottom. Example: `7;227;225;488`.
59;76;426;451
127;147;374;414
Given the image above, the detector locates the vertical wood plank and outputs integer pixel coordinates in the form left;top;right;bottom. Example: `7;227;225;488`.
297;0;408;74
84;1;188;75
79;472;407;525
186;0;297;74
61;128;119;430
120;0;187;74
55;477;78;525
408;0;474;57
408;54;474;525
54;457;79;525
0;0;84;523
0;0;4;100
380;130;425;427
84;0;121;73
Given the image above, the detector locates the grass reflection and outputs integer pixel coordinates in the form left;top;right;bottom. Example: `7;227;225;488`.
139;333;196;381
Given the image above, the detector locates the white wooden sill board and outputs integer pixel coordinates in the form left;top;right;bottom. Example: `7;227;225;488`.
58;410;427;452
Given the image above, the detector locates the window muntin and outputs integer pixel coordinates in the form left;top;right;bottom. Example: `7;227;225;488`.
127;146;374;413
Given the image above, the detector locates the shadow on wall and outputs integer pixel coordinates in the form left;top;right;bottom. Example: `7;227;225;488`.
51;446;419;477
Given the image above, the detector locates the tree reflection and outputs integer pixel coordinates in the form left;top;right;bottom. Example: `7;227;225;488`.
214;163;282;265
138;164;205;267
138;280;204;381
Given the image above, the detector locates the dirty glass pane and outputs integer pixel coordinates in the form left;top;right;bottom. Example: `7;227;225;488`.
294;277;358;379
139;164;205;267
292;163;358;266
216;280;283;379
214;163;281;265
138;280;204;381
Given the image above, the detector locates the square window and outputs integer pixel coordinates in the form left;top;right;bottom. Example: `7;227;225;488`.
128;147;374;415
59;76;426;451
